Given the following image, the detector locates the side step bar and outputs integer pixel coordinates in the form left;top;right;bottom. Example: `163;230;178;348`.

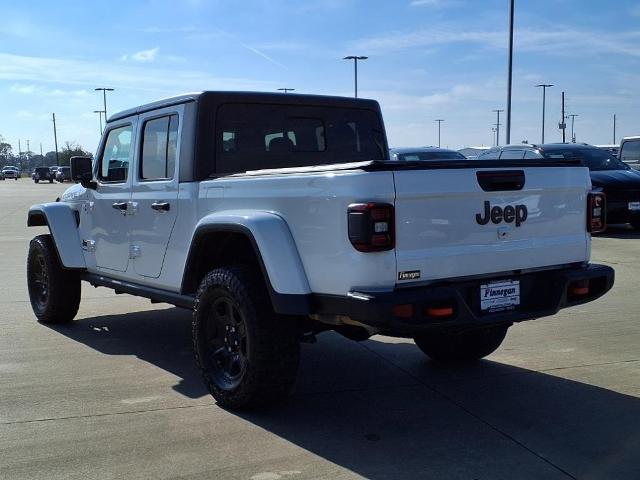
80;273;195;309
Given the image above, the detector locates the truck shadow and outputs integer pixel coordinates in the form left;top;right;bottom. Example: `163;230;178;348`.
48;310;640;479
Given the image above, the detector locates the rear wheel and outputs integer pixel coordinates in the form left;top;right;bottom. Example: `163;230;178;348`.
27;234;81;324
193;266;300;410
414;325;509;363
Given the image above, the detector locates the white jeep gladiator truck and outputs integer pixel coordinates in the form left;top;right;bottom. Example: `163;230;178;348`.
26;92;614;409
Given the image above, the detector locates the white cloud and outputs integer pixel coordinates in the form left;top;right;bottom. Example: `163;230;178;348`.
410;0;460;7
352;26;640;58
121;47;159;62
10;83;89;98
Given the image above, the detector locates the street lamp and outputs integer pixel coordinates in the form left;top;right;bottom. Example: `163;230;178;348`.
94;110;105;135
277;88;295;93
535;84;553;143
566;114;578;143
434;119;444;148
505;0;515;144
343;55;368;98
95;87;114;124
493;109;504;146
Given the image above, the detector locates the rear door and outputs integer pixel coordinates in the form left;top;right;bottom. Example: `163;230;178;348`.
129;107;181;278
393;165;591;283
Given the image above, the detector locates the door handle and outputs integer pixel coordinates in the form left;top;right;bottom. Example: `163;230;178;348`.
151;202;170;212
112;202;128;211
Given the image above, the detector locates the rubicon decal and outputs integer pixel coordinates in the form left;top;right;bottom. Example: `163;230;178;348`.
476;201;528;227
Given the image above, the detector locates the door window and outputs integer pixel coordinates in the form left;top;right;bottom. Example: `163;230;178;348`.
99;125;133;182
621;140;640;165
140;114;179;180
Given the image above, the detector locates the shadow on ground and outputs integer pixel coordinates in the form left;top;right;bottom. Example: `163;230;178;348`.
596;224;640;239
49;309;640;479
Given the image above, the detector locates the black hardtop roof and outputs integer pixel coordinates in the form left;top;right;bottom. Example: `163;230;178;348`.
108;91;382;122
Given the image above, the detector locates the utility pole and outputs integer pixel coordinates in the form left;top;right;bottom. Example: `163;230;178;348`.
493;109;504;146
566;114;578;143
94;110;105;135
95;87;114;123
26;139;30;159
18;139;22;158
560;91;566;143
40;143;44;166
343;56;368;98
536;84;553;143
505;0;515;144
52;113;59;166
434;119;444;148
277;88;295;93
613;114;617;145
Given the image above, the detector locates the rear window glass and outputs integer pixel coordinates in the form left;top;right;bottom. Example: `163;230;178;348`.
214;103;386;174
542;148;629;171
396;151;465;161
621;140;640;165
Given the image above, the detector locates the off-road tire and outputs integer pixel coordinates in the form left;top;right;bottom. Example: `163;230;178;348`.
414;325;509;363
27;234;81;324
193;266;300;410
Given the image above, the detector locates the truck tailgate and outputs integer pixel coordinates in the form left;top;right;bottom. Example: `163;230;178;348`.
393;166;591;283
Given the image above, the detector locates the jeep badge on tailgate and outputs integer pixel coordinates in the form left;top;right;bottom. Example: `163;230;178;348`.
476;201;528;227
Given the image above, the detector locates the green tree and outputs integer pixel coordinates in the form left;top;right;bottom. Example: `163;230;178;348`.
58;141;92;166
0;134;13;167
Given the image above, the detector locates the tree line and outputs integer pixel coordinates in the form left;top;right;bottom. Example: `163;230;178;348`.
0;134;92;171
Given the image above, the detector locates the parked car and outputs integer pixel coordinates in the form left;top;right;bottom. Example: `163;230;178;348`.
55;166;72;182
1;166;20;180
596;144;619;157
478;143;640;229
390;146;467;161
619;136;640;170
33;167;54;183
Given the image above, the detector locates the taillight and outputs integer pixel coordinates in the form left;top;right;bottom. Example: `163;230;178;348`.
587;192;606;233
348;203;395;252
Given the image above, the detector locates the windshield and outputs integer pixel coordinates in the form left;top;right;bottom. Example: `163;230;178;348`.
396;151;466;161
543;148;629;171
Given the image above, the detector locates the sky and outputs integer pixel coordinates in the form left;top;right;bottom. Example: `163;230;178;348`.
1;0;639;155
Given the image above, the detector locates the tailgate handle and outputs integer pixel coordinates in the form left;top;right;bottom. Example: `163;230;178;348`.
477;170;525;191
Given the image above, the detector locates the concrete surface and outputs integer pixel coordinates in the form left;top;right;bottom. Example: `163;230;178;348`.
1;179;638;480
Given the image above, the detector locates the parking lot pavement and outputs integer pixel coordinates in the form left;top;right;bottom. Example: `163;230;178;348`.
1;179;639;480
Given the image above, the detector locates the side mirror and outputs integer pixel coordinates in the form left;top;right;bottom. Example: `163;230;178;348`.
70;156;96;189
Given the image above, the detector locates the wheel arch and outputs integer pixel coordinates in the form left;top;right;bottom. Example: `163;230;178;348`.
181;211;311;315
27;203;86;269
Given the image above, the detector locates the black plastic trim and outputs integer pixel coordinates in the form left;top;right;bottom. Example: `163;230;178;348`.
180;223;311;315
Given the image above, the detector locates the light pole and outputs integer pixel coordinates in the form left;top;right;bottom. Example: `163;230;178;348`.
535;84;553;143
493;109;504;146
277;88;295;93
94;110;105;135
505;0;515;144
434;119;444;148
613;113;617;144
566;114;578;143
95;87;114;124
52;113;59;166
343;55;368;98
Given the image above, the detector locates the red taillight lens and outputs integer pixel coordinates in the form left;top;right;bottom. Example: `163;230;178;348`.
569;279;590;296
348;203;395;252
587;192;606;233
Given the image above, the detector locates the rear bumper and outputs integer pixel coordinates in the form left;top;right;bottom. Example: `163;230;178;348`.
313;264;614;336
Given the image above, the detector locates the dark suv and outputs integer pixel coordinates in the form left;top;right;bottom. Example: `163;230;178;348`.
33;167;54;183
478;143;640;230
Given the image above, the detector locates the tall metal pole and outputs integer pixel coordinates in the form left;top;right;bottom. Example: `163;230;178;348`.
26;139;30;158
566;114;578;143
95;87;114;124
536;84;553;143
493;109;504;145
52;113;59;166
561;91;566;143
40;143;44;166
343;56;368;98
435;119;444;147
505;0;515;144
94;110;104;135
18;139;21;158
613;114;617;145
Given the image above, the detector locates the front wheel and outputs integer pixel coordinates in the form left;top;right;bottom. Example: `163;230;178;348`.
193;266;300;410
27;235;81;324
35;179;39;184
414;325;509;363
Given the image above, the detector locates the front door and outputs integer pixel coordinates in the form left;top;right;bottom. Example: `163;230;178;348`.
129;110;181;278
91;121;136;272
